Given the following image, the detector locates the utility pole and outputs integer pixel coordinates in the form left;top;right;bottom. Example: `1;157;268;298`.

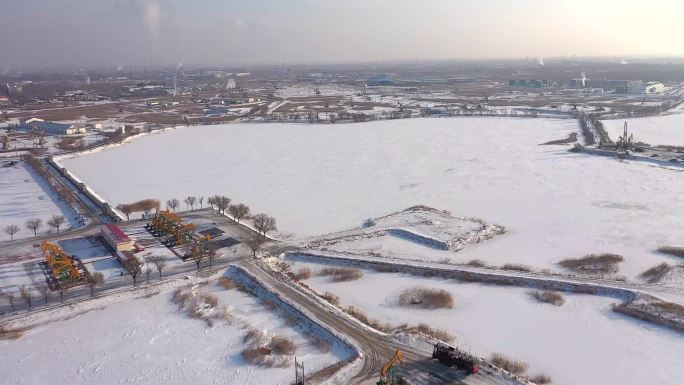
294;357;305;385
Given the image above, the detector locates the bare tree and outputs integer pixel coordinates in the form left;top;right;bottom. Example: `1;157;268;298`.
207;195;217;210
198;196;204;209
215;196;231;214
145;262;153;282
87;272;104;296
40;285;50;305
47;215;66;233
25;218;42;237
150;256;167;280
116;204;132;220
4;224;19;240
229;204;250;223
189;245;205;270
59;284;72;302
184;196;197;210
7;292;16;311
166;199;179;212
122;258;142;285
19;285;33;309
246;235;264;257
253;214;277;237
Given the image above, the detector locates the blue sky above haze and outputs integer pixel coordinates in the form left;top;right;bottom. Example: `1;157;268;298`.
2;0;683;69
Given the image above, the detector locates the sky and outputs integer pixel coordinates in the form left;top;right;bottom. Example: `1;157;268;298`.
1;0;684;69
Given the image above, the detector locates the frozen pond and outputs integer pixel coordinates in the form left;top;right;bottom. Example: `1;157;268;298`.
60;118;684;277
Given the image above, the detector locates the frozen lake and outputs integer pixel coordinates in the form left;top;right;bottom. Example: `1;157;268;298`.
60;118;684;277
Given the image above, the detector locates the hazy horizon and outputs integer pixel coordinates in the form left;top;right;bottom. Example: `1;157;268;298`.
2;0;684;70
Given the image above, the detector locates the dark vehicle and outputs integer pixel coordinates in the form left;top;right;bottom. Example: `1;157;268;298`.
432;343;479;375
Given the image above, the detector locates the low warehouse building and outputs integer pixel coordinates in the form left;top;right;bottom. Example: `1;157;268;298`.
15;118;86;135
100;224;133;251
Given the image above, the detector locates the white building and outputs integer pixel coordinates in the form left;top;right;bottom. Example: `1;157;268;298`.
631;81;664;95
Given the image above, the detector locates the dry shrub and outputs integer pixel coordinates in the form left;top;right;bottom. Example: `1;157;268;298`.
173;287;228;326
217;277;237;290
292;267;312;281
0;325;24;340
652;301;684;317
244;329;265;344
398;287;454;309
345;306;392;332
501;263;533;272
640;263;672;283
261;299;278;311
467;259;487;268
529;373;552;384
319;267;363;282
321;291;341;306
558;253;623;275
530;290;565;306
407;323;454;342
242;330;296;368
199;293;219;308
172;288;191;307
242;346;274;366
270;336;296;355
284;314;298;327
657;246;684;258
312;337;331;353
490;352;529;375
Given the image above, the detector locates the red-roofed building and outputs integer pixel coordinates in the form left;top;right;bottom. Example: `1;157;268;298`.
100;224;133;251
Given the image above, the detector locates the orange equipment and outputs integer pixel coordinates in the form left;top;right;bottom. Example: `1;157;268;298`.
377;350;404;385
41;240;81;282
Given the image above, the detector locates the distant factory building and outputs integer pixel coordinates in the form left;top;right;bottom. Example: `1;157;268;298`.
508;79;549;88
615;81;665;95
15;118;86;135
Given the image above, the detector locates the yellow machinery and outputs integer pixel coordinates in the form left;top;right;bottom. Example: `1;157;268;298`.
150;210;183;234
377;350;404;385
149;210;197;246
41;241;81;283
172;222;196;245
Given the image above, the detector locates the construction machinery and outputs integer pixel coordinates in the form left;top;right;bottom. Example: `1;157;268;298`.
377;350;403;385
147;210;197;246
41;241;82;284
432;343;479;375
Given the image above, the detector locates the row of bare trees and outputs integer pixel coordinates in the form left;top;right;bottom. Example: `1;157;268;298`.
24;155;78;208
122;255;167;285
115;199;161;220
4;214;66;240
0;271;105;314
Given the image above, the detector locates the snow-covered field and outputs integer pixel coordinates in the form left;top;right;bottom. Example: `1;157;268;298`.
603;114;684;146
0;279;349;385
290;261;684;385
60;118;684;277
0;162;80;240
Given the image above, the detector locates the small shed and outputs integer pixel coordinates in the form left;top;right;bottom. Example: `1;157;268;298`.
100;224;133;251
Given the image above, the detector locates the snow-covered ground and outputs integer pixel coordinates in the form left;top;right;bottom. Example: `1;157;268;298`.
603;114;684;146
0;161;80;240
0;279;349;385
60;118;684;278
290;261;684;385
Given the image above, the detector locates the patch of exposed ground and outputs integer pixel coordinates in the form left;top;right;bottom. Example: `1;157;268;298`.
558;253;623;276
539;132;578;145
397;287;454;309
